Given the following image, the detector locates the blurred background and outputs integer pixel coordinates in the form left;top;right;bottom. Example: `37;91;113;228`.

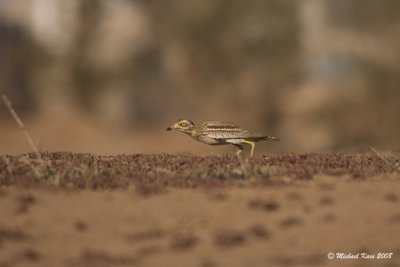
0;0;399;155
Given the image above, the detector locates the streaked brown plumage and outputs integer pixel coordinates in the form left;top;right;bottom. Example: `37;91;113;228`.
166;119;279;157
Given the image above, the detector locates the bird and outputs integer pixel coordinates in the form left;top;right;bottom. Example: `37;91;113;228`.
166;119;279;157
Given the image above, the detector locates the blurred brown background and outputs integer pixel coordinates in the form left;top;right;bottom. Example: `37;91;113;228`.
0;0;399;155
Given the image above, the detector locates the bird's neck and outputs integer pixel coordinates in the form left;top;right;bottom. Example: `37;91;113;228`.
190;128;198;137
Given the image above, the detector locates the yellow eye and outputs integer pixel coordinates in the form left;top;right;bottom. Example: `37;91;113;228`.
180;122;188;127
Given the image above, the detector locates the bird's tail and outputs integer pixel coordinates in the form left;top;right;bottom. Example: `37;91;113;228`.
263;135;280;141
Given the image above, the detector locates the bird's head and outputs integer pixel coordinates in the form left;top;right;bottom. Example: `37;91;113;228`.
166;119;195;134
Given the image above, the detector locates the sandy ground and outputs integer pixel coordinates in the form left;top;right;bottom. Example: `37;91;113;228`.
0;153;400;267
0;182;400;267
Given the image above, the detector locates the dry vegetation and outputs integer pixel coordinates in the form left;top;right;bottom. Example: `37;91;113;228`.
0;152;399;191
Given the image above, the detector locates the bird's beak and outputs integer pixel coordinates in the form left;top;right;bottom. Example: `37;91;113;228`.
166;124;175;131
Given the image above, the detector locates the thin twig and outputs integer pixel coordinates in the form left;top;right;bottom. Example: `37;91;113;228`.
1;94;44;165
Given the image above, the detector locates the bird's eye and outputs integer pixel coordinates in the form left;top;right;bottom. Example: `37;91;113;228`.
180;122;188;127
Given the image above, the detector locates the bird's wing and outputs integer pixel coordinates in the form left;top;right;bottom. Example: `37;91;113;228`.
199;121;265;140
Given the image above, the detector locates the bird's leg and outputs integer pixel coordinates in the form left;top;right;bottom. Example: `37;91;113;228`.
233;144;244;156
242;140;256;157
